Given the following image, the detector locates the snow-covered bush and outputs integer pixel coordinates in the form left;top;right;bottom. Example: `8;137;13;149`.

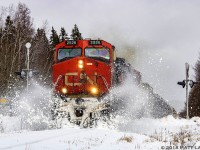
118;135;133;143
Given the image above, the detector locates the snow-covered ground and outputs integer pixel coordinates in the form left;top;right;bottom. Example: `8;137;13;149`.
0;80;200;149
0;115;200;150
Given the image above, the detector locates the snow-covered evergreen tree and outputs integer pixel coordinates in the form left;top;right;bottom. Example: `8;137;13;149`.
70;24;83;40
50;27;59;48
59;27;69;42
188;55;200;117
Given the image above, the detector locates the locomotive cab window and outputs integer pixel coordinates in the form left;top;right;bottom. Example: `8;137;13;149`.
85;48;110;62
58;48;82;61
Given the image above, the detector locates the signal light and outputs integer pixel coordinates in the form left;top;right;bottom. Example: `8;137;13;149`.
177;80;198;88
61;87;67;94
15;70;39;79
90;86;99;95
78;60;84;69
177;80;186;88
189;81;198;88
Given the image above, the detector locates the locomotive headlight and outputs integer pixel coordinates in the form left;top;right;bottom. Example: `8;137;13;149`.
78;60;84;69
78;60;83;64
90;86;99;95
78;64;84;69
61;87;67;94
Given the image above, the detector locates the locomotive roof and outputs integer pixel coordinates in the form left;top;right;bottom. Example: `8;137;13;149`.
55;39;113;50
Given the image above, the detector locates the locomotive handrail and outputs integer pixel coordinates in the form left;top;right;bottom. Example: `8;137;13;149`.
53;75;63;91
99;75;109;91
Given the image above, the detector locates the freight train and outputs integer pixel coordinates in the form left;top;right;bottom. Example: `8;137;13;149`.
52;39;141;127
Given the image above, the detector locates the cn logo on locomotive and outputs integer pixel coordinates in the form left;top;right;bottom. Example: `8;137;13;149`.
65;72;97;86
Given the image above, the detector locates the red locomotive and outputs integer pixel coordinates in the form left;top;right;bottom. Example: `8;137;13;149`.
53;40;113;98
52;39;141;127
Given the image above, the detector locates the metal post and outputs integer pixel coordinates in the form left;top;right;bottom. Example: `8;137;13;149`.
185;63;189;119
25;43;31;98
27;47;29;95
177;63;197;119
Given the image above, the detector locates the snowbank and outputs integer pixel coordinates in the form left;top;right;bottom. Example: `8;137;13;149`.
0;115;199;150
118;115;199;134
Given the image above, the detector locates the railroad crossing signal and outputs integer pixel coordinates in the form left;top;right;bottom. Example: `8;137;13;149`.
177;63;198;119
15;69;39;79
177;80;198;88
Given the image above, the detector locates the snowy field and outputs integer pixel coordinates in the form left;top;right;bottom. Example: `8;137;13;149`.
0;81;199;149
0;115;200;150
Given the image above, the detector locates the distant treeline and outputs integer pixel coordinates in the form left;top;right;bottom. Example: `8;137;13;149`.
0;3;83;98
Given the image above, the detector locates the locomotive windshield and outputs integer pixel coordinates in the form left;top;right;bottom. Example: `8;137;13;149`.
85;48;110;61
58;48;82;60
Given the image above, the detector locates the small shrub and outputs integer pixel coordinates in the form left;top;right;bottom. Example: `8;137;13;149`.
119;135;133;143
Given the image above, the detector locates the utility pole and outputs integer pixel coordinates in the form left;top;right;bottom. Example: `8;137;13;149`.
177;62;197;119
25;42;31;97
185;63;189;119
15;42;38;91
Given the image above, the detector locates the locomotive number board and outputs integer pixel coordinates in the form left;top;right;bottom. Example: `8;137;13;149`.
66;40;77;45
89;40;102;45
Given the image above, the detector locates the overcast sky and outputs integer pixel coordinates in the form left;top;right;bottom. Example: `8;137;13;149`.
1;0;200;111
